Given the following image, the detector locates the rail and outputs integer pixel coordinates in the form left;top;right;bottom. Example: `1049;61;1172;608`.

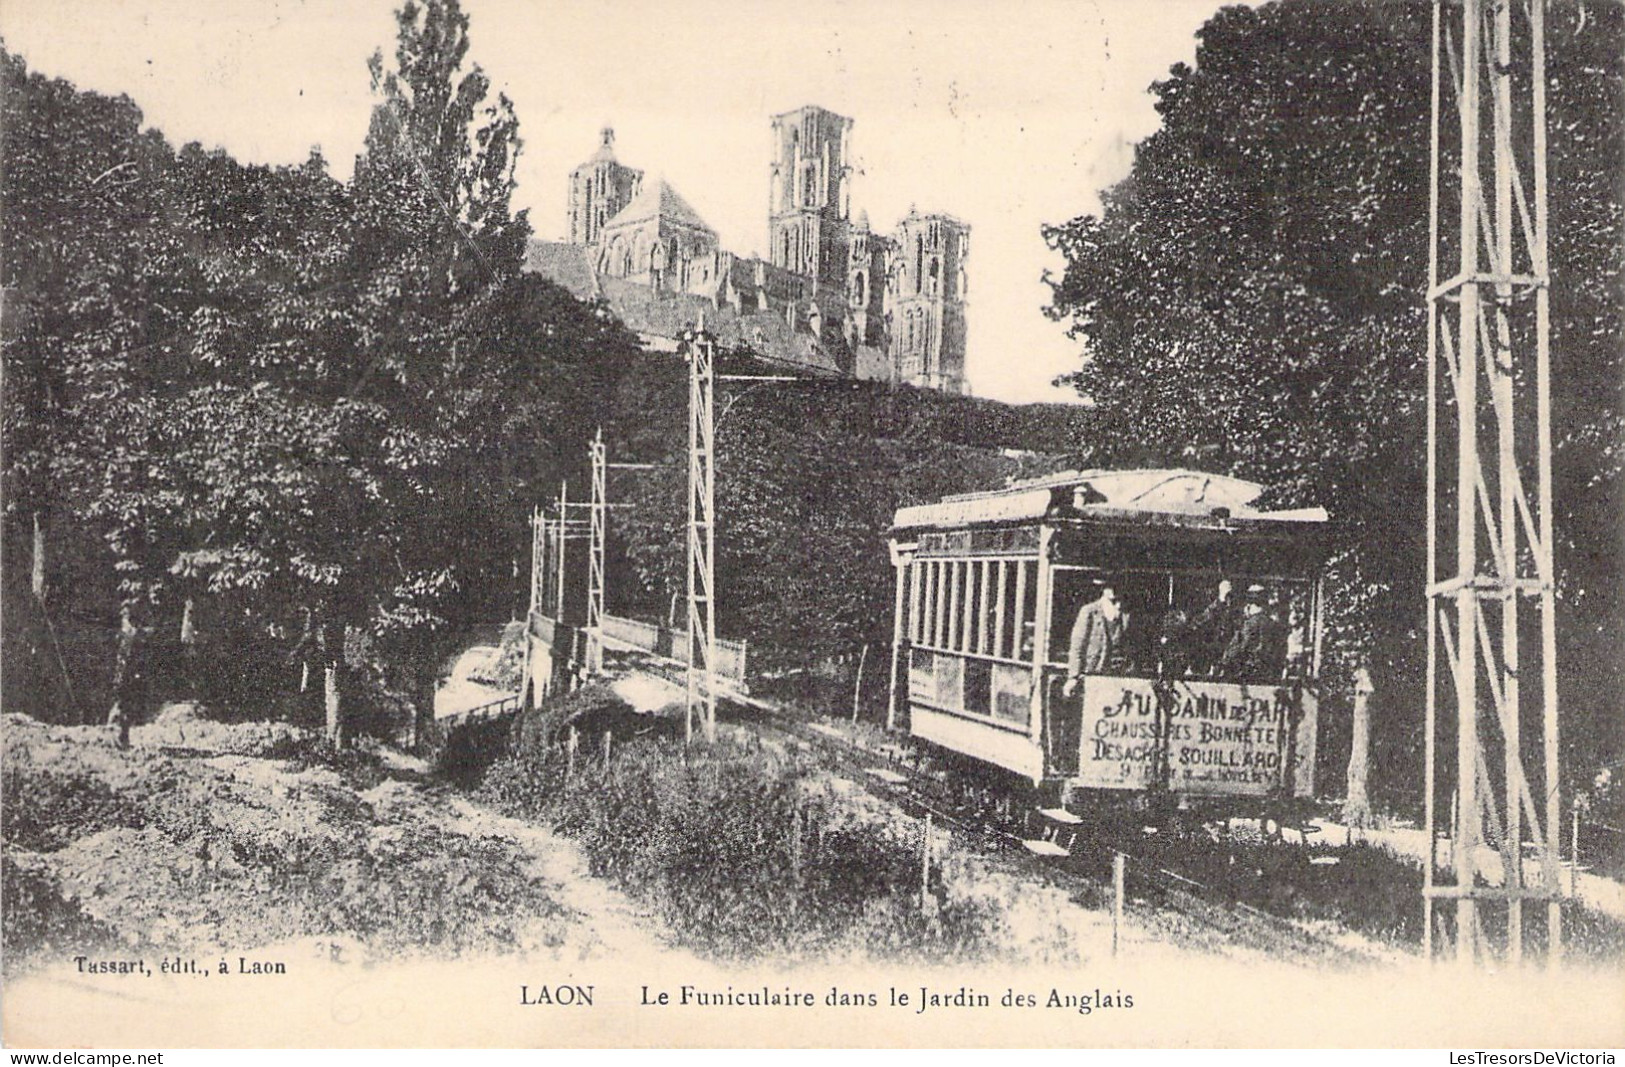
755;707;1381;967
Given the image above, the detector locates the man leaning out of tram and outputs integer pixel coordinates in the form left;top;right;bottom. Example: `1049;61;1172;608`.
1062;585;1129;696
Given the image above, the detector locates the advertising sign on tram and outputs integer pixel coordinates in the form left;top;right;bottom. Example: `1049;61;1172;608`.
1076;677;1318;797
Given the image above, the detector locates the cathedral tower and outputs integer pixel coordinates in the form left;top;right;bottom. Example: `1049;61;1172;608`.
568;127;643;246
846;210;889;347
885;209;969;394
768;106;853;296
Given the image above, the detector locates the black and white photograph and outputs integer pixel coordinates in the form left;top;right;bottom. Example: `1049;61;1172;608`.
1;0;1621;1050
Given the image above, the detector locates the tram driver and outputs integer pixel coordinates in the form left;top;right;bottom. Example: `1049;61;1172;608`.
1061;584;1129;697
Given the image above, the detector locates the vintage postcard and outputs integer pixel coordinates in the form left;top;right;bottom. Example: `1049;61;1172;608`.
2;0;1622;1050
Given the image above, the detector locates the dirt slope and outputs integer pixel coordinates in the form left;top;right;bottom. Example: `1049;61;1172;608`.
0;713;697;975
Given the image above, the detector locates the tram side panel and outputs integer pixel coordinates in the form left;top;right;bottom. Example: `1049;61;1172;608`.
907;647;1047;782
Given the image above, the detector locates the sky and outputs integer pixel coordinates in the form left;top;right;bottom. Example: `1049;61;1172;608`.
0;0;1231;405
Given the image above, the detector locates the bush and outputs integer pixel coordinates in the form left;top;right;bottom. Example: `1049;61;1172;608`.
482;734;1005;962
1;765;149;852
1;854;120;971
281;735;389;790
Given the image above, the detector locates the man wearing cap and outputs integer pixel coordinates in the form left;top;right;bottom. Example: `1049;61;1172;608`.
1063;585;1129;697
1219;584;1286;680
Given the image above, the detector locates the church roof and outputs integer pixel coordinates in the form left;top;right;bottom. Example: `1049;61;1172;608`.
602;178;715;234
522;239;862;377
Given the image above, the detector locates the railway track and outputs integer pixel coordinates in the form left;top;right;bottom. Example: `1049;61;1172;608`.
588;651;1388;966
720;690;1389;968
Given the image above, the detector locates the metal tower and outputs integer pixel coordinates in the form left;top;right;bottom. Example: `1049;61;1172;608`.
683;321;719;745
528;506;545;617
556;481;570;622
1424;0;1561;965
587;429;607;675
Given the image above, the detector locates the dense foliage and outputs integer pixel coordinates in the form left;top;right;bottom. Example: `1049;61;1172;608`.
1043;0;1623;803
601;361;1094;671
1;2;642;737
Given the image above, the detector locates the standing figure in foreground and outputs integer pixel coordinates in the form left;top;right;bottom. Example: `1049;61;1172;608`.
1063;585;1129;697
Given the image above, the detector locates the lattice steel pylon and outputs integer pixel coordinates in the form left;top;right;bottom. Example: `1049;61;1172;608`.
521;505;543;708
682;320;718;745
528;506;545;617
556;481;569;622
1424;0;1562;966
586;429;607;675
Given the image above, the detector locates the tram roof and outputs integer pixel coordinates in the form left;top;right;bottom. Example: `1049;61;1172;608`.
891;468;1329;533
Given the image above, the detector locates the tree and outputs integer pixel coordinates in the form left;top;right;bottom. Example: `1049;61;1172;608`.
1;47;200;722
2;44;379;724
1043;0;1623;803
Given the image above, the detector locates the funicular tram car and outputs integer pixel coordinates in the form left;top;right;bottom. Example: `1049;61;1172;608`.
887;469;1331;821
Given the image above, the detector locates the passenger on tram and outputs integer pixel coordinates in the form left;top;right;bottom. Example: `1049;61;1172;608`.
1062;584;1129;696
1154;607;1193;678
1192;578;1242;675
1218;584;1287;681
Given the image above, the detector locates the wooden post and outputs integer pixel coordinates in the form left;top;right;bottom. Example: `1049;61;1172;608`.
921;813;933;908
603;730;612;774
852;643;869;724
556;483;568;623
567;726;578;780
1112;851;1126;957
790;801;803;884
1570;803;1580;897
1344;666;1374;830
324;663;342;747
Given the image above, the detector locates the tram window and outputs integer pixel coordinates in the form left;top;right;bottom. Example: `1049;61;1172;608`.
1017;561;1036;659
988;558;1001;656
915;562;927;645
910;558;1043;662
909;560;926;644
918;561;933;647
960;561;978;654
978;560;997;656
937;561;950;648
